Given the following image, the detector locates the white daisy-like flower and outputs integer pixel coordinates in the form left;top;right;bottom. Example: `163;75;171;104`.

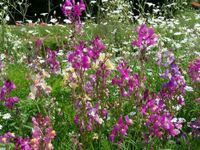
2;113;11;119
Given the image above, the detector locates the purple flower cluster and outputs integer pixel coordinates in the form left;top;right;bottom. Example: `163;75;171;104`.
109;115;133;143
0;132;15;143
141;93;185;138
0;80;19;108
74;101;106;132
0;132;32;150
67;37;106;70
31;114;56;150
15;137;32;150
83;60;112;98
112;60;140;97
35;38;43;49
61;0;86;23
160;63;186;106
188;56;200;83
132;24;157;49
188;117;200;138
46;48;60;73
156;50;175;66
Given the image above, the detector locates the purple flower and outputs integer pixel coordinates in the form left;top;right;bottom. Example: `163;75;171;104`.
112;60;140;97
0;80;19;108
31;114;56;150
74;101;105;132
188;117;200;138
15;137;32;150
0;132;15;144
61;0;86;23
188;56;200;83
109;115;133;143
35;38;43;49
195;98;200;103
132;24;157;49
67;37;106;70
160;62;186;106
5;97;19;108
142;93;184;138
46;48;60;73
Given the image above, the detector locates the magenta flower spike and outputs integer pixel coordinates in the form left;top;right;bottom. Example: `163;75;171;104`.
132;24;157;49
188;56;200;83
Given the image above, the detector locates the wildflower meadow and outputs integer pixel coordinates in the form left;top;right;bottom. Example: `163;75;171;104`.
0;0;199;149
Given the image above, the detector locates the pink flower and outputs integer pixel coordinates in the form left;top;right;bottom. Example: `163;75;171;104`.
46;48;60;73
112;60;140;97
0;80;20;108
188;56;200;83
109;115;133;143
61;0;86;23
132;24;157;49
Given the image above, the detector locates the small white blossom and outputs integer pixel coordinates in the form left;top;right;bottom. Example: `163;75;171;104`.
2;113;11;119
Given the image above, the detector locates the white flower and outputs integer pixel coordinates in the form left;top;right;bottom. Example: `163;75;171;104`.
0;125;2;130
185;86;194;92
40;13;48;16
63;19;71;24
50;18;57;24
90;0;96;4
5;15;10;21
2;113;11;119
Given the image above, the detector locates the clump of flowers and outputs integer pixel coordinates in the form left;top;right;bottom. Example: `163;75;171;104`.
30;113;56;150
160;62;186;106
61;0;86;34
15;137;32;150
0;132;15;143
188;117;200;138
61;0;86;23
0;80;20;108
156;49;186;108
0;132;32;150
35;38;43;49
112;60;140;97
67;36;106;70
109;115;133;144
141;92;185;139
188;56;200;83
28;70;52;100
46;48;60;73
132;24;157;49
132;24;158;62
74;100;106;132
0;114;56;149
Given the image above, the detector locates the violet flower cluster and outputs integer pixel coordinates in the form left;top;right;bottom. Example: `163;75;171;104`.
83;59;112;98
112;60;140;97
74;101;107;132
61;0;86;23
0;132;32;150
46;48;60;73
0;132;15;144
160;62;186;107
132;24;157;49
35;38;43;49
188;117;200;138
31;114;56;150
67;36;106;70
109;115;133;143
0;80;19;108
188;56;200;83
141;93;184;138
15;137;32;150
